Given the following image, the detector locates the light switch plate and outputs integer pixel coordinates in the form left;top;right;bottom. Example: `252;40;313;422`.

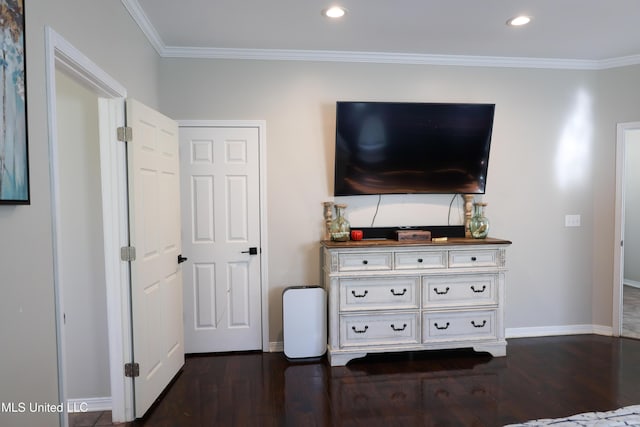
565;214;581;227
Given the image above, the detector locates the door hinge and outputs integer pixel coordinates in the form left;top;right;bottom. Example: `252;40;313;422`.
124;362;140;378
120;246;137;262
117;126;133;142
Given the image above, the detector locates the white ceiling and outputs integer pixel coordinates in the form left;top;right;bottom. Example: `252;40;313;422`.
126;0;640;69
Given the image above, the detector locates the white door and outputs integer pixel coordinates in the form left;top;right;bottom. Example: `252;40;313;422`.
180;125;262;353
127;99;184;417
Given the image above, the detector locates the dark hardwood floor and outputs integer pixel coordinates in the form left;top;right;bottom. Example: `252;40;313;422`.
107;335;640;426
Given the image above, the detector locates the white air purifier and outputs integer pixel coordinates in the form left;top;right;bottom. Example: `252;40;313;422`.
283;286;327;359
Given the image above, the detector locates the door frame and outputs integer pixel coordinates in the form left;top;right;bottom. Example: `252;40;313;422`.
178;120;269;351
45;27;134;423
613;121;640;336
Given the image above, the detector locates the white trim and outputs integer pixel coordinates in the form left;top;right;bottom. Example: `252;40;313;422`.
67;397;112;413
614;123;628;337
120;0;165;55
122;0;640;70
592;325;615;336
97;98;134;422
597;54;640;70
49;30;126;98
177;120;270;352
45;27;67;427
506;324;613;339
161;46;603;70
46;26;133;425
269;341;284;353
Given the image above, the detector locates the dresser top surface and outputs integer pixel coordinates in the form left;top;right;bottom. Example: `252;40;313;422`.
321;237;511;249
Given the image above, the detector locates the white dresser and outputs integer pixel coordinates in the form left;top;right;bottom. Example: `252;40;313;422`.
321;238;511;366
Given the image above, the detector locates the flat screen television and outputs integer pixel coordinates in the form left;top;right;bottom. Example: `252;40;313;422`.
334;101;495;196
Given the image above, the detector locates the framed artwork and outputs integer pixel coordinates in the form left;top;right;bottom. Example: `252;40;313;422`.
0;0;29;204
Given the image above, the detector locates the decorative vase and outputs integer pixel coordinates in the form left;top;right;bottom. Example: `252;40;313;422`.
469;202;490;239
330;204;350;241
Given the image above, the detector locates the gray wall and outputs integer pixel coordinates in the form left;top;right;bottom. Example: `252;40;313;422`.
158;59;605;340
0;1;160;426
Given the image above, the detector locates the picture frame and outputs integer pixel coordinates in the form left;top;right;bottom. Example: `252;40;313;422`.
1;0;29;205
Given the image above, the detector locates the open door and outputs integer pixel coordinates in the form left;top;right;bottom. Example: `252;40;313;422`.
126;99;184;417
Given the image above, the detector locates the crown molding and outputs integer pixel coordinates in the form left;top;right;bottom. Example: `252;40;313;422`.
122;0;640;71
121;0;164;55
161;46;605;70
596;53;640;70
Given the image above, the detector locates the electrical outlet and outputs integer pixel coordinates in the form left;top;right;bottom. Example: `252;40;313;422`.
565;214;581;227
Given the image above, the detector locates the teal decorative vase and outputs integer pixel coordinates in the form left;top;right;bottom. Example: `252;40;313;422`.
469;202;490;239
330;204;350;241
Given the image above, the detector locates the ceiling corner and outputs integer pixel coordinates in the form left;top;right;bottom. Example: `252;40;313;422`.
121;0;167;56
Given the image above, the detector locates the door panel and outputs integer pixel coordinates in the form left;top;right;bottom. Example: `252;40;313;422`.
180;126;262;353
127;99;184;418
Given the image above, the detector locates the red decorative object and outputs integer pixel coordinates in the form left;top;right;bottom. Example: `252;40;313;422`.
350;230;363;241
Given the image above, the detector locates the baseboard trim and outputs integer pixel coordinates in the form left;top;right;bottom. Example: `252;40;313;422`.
624;279;640;289
269;341;284;352
506;324;613;339
67;396;112;413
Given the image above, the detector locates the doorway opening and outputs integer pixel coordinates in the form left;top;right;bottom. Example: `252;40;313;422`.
46;27;132;426
613;122;640;338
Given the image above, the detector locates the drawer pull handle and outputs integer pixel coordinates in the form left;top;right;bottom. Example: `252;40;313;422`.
417;258;424;263
471;285;487;293
390;288;407;296
471;256;477;261
390;323;407;332
433;287;450;295
362;260;369;265
434;322;450;330
352;325;369;334
351;290;368;298
471;320;487;328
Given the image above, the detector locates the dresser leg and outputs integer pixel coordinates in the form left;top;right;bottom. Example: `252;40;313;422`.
473;342;507;357
328;351;368;367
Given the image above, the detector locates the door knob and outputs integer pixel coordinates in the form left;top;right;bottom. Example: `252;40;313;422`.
241;247;259;255
177;254;188;264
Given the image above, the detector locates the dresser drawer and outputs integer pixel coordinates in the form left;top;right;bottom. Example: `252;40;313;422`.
395;251;447;270
448;249;498;268
340;277;420;311
341;312;419;347
423;274;496;308
338;252;393;272
422;310;496;342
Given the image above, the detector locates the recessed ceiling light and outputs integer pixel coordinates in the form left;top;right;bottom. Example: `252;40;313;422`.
507;15;531;26
323;6;347;19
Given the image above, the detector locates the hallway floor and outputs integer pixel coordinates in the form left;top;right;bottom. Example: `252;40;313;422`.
623;285;640;339
69;410;112;426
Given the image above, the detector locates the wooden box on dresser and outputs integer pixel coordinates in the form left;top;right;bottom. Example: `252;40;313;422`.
320;237;512;366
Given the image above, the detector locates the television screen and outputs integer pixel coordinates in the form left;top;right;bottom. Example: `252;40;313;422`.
334;102;495;196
